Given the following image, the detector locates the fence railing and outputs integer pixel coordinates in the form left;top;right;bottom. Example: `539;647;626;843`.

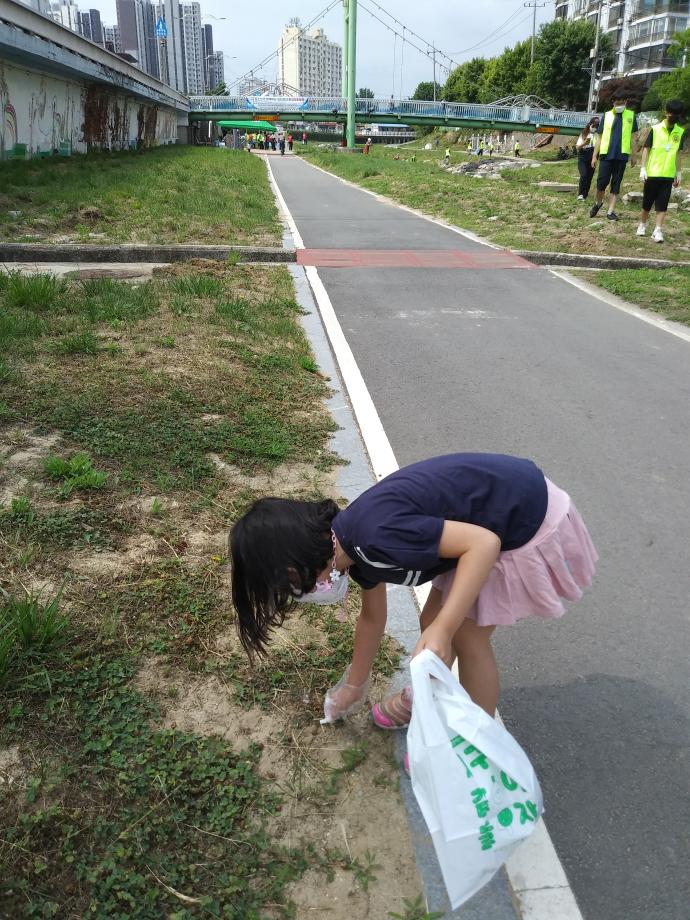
189;96;590;129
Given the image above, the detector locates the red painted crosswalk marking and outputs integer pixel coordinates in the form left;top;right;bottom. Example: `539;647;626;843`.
296;249;538;269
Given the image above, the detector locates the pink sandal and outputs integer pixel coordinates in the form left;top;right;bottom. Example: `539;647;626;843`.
371;685;413;730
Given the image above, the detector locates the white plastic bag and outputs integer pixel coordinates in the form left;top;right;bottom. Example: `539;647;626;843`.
407;650;544;909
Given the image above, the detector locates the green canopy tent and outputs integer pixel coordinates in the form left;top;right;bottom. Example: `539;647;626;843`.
217;120;278;132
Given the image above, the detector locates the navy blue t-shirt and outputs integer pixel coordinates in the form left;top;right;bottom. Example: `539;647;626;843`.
332;453;548;591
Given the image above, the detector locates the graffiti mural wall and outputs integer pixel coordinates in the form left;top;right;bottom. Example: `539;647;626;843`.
0;60;180;157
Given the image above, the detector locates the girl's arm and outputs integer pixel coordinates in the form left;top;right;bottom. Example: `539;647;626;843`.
414;521;501;664
349;582;387;686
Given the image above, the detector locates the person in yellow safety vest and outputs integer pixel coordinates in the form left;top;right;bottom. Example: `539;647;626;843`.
590;93;639;221
444;146;451;165
514;140;521;157
467;141;472;153
488;140;495;157
636;99;685;244
478;139;485;157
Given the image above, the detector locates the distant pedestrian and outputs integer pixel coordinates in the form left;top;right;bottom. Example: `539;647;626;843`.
364;136;372;154
590;94;639;221
302;131;308;145
279;135;286;156
287;133;294;151
478;139;485;157
575;116;600;200
514;140;521;158
435;138;440;150
467;140;472;153
444;146;451;166
488;140;494;157
636;99;685;244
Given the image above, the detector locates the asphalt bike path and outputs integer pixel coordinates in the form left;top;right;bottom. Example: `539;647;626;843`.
268;154;690;920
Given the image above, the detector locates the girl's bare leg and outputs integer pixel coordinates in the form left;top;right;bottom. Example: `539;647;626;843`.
452;619;499;716
421;587;499;715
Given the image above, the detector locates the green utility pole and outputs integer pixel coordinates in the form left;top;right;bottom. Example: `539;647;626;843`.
346;0;357;148
342;0;349;99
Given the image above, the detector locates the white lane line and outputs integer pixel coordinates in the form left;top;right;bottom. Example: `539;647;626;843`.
552;269;690;345
267;154;584;920
264;155;305;249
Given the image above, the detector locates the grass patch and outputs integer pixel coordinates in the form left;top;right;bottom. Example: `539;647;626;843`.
0;260;419;915
1;652;315;919
299;145;690;263
575;267;690;327
0;147;279;245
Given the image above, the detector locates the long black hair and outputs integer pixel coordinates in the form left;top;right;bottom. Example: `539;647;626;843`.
230;497;339;656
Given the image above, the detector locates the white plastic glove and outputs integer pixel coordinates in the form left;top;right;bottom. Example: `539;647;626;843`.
320;666;369;724
675;171;682;187
640;166;647;182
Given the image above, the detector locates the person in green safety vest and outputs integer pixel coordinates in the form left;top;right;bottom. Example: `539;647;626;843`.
590;93;639;221
636;99;685;244
444;146;451;165
514;140;521;157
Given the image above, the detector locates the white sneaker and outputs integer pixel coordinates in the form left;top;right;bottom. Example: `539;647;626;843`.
651;227;664;243
577;195;585;201
636;223;647;236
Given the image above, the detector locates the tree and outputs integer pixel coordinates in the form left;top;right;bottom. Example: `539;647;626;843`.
208;81;227;96
597;77;647;112
357;87;374;98
442;57;487;103
668;27;690;67
533;19;614;108
641;65;690;115
411;81;442;100
478;39;532;103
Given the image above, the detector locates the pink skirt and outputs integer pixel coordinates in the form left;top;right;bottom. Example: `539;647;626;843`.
431;478;598;627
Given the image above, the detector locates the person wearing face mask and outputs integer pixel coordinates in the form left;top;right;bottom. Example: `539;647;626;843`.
229;454;597;726
590;95;639;221
575;116;600;200
636;99;685;244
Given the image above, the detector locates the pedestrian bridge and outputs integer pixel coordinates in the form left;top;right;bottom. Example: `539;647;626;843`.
188;96;590;136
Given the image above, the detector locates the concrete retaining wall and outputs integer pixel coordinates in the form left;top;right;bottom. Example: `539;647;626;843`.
0;59;180;157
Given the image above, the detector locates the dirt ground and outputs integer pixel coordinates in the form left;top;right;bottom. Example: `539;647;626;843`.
0;421;425;917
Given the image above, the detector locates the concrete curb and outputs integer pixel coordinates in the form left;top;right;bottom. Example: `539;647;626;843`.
512;250;690;271
0;243;296;264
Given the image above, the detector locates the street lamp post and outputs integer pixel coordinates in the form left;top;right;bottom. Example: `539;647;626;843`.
587;0;604;113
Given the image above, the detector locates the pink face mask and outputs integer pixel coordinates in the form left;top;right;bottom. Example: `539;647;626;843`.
294;531;350;619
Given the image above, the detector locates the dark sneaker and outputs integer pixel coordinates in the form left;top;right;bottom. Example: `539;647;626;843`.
607;211;619;221
589;202;602;218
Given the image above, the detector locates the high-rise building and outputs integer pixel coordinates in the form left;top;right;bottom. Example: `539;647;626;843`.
19;0;53;15
277;18;342;96
207;49;224;91
555;1;689;86
180;2;204;94
201;23;213;90
49;0;80;31
156;0;186;93
115;0;158;76
103;24;122;54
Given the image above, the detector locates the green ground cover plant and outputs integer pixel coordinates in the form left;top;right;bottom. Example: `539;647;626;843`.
0;262;420;917
0;147;279;245
575;267;690;327
299;145;690;265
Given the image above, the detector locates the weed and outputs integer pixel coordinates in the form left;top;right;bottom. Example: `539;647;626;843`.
150;497;163;516
349;849;382;893
226;250;242;267
158;335;176;348
325;743;368;796
51;329;101;355
1;499;122;549
2;272;68;311
298;355;319;374
44;452;108;498
388;895;445;920
0;593;67;686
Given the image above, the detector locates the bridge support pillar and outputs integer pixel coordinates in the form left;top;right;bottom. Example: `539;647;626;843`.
346;0;357;148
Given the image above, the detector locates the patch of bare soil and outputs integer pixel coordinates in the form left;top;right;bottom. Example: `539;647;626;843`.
70;533;159;577
0;427;61;506
209;455;338;498
133;656;422;919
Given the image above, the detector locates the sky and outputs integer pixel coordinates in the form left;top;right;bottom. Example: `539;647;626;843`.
93;0;556;98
